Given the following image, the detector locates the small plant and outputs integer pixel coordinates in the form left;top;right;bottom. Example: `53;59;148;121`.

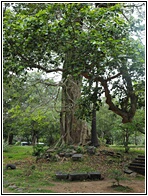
76;146;84;153
109;169;126;186
32;144;46;157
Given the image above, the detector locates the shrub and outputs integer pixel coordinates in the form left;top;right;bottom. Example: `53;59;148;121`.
32;144;46;157
109;169;126;186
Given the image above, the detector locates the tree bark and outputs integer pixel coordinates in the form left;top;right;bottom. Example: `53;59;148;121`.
124;129;130;153
8;132;13;145
60;74;90;145
32;130;37;146
91;104;99;147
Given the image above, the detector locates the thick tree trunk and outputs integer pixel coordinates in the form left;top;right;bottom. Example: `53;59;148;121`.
60;75;90;145
91;104;99;147
124;129;130;153
8;132;13;145
59;6;91;145
32;130;37;146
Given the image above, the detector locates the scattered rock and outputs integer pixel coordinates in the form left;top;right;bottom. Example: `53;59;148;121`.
16;188;24;192
72;154;83;161
8;185;17;189
124;169;133;174
65;153;73;158
6;164;16;170
130;172;137;177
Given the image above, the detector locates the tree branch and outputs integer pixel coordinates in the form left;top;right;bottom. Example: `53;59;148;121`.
106;72;122;81
98;78;129;123
33;64;64;73
18;53;64;73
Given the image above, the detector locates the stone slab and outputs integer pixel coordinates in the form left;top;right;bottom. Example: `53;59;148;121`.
55;173;68;180
88;172;101;180
72;154;83;161
69;173;88;181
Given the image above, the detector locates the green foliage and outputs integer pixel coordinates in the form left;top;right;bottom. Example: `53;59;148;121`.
3;71;60;145
109;169;126;186
32;144;46;157
76;146;84;153
3;3;145;145
3;3;145;93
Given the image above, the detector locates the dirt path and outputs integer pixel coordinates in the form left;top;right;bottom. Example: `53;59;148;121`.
47;179;145;193
3;179;145;194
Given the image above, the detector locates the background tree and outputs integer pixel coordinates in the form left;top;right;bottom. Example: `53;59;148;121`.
96;102;145;150
3;71;60;145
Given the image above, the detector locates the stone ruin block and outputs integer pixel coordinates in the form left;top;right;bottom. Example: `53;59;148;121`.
124;169;133;174
69;173;88;181
72;154;83;161
65;152;73;158
88;172;101;180
55;173;68;180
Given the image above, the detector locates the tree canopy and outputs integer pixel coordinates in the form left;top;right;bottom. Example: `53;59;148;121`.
3;3;145;126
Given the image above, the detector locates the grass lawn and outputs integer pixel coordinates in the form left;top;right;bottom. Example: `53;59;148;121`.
3;145;145;193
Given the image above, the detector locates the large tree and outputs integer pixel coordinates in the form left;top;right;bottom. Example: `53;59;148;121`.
3;3;145;145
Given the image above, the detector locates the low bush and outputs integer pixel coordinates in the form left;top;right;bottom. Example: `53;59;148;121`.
32;144;46;157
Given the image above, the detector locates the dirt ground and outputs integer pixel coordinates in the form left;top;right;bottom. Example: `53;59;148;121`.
3;178;145;194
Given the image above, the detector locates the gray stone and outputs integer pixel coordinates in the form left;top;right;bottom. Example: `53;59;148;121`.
9;185;17;189
69;173;88;181
124;169;133;174
88;172;101;180
130;172;137;177
56;173;68;180
6;164;16;170
16;188;24;192
65;153;73;157
72;154;83;161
